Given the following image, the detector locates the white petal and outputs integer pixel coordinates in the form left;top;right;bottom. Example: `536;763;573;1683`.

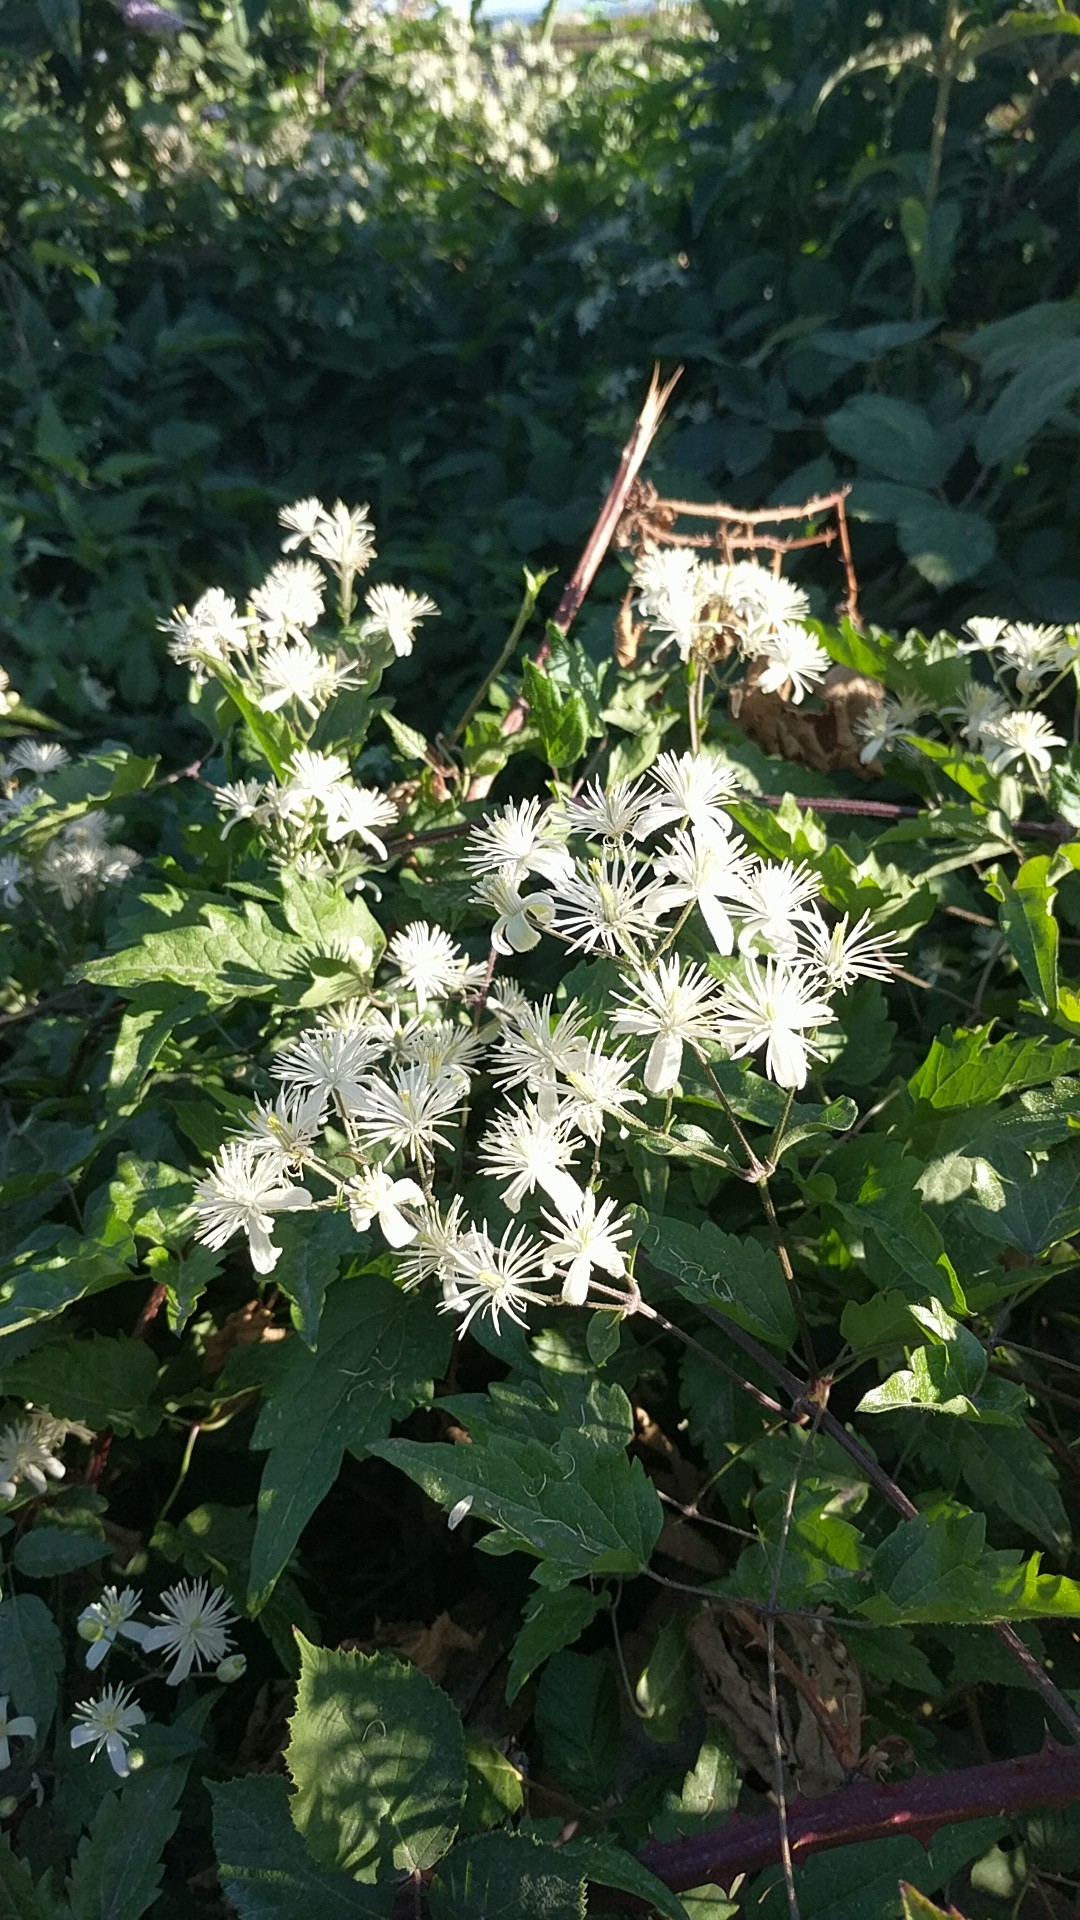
539;1168;585;1217
765;1029;809;1089
70;1725;96;1751
105;1732;131;1777
645;1031;683;1094
699;893;735;955
378;1204;419;1249
560;1258;592;1307
247;1223;283;1274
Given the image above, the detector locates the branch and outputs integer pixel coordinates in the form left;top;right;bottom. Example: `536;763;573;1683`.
634;1741;1080;1895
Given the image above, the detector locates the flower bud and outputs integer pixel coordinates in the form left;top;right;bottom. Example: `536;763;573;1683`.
126;1748;146;1772
0;1796;19;1818
77;1617;106;1644
216;1654;247;1685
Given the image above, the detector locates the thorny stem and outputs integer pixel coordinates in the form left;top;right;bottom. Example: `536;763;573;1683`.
674;1291;1080;1746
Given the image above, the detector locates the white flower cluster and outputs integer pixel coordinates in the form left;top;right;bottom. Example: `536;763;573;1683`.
854;615;1077;778
0;1406;75;1502
0;742;139;913
192;753;899;1334
212;746;399;887
70;1578;241;1777
632;549;832;704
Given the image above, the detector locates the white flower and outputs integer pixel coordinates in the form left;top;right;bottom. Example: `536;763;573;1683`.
38;813;140;907
0;1697;36;1770
193;1141;313;1274
323;784;398;857
142;1578;238;1684
273;1023;386;1109
0;854;27;908
979;709;1066;777
637;751;739;839
855;694;927;764
561;776;653;842
464;798;573;886
490;995;590;1116
257;638;360;719
441;1220;552;1336
753;622;831;703
732;565;811;646
738;858;821;959
362;583;439;659
472;867;556;953
549;852;664;956
961;615;1009;654
251;559;326;642
399;1018;485;1087
998;622;1069;696
480;1096;584;1215
307;500;377;580
278;496;325;550
352;1062;462;1159
346;1165;425;1246
556;1034;644;1144
942;682;1009;751
0;1416;66;1501
235;1088;327;1178
76;1587;149;1672
70;1685;145;1777
651;824;752;954
161;588;250;668
398;1195;468;1294
540;1189;633;1306
716;960;835;1090
613;954;726;1094
795;910;902;991
7;741;69;775
387;923;477;1008
212;779;268;838
281;748;352;812
633;547;704;659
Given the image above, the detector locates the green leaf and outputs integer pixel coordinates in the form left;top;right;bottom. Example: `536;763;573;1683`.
929;1421;1070;1556
428;1832;586;1919
987;855;1060;1013
13;1510;108;1578
521;659;588;769
896;501;997;588
0;1227;137;1339
0;1594;62;1735
462;1736;524;1832
862;1511;1080;1624
67;1707;211;1920
506;1585;607;1705
899;195;960;311
248;1277;449;1611
272;1210;361;1349
557;1840;690;1920
211;1775;391;1917
107;1156;194;1248
3;1335;160;1438
286;1639;466;1879
635;1616;694;1744
804;1145;962;1307
975;337;1080;467
899;1889;960;1920
643;1216;796;1351
534;1651;620;1804
374;1422;662;1588
823;395;949;487
909;1026;1080;1109
0;1844;49;1920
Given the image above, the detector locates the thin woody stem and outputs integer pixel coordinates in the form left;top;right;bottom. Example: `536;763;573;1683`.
641;1271;1080;1745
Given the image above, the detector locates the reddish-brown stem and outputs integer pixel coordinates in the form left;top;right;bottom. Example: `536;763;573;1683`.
634;1741;1080;1895
132;1282;167;1340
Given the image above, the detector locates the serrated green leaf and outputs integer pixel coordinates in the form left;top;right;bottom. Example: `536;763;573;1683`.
805;1144;962;1307
0;1228;137;1339
211;1775;391;1917
13;1513;108;1578
462;1736;524;1832
635;1616;694;1744
987;854;1060;1013
272;1210;361;1349
534;1651;620;1804
0;1844;49;1920
286;1639;466;1879
3;1335;160;1438
909;1026;1080;1109
428;1832;586;1919
558;1840;690;1920
248;1277;449;1611
897;501;996;588
643;1216;796;1350
506;1585;606;1705
374;1424;661;1587
862;1511;1080;1624
824;395;949;487
0;1594;63;1735
67;1707;211;1920
975;336;1080;467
